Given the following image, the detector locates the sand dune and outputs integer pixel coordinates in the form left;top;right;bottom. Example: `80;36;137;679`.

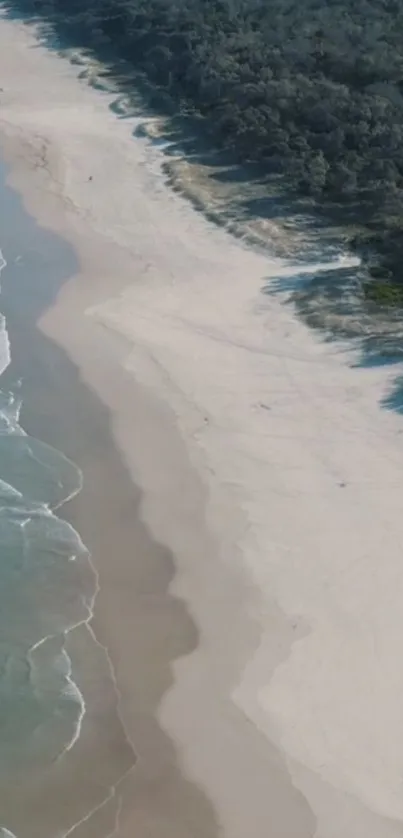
1;12;403;838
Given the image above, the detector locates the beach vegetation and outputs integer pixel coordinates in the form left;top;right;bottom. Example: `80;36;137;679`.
8;0;403;302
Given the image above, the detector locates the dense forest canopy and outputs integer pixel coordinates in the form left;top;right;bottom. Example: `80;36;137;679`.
7;0;403;300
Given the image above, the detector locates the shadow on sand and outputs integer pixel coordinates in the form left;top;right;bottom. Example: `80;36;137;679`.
263;259;403;415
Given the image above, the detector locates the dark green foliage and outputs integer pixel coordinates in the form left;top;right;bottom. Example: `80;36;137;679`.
364;279;403;307
7;0;403;300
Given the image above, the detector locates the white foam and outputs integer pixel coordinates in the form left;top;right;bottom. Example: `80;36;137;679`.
0;249;10;377
26;610;88;763
0;241;90;775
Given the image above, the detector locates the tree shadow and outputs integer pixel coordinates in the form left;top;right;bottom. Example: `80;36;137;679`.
263;262;361;302
381;375;403;413
263;256;403;414
352;334;403;369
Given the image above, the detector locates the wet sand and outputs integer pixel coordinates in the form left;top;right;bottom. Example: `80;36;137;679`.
0;180;221;838
0;159;223;838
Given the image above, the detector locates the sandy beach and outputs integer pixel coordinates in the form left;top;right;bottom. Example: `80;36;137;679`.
1;10;403;838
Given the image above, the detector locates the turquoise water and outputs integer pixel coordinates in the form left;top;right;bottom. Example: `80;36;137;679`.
0;180;94;832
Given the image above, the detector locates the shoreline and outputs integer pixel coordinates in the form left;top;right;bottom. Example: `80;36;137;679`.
2;11;403;838
0;158;137;837
0;137;222;838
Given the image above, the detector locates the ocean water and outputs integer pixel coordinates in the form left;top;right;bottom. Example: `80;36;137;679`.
0;174;95;833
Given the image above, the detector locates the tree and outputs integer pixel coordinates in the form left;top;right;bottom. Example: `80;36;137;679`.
10;0;403;296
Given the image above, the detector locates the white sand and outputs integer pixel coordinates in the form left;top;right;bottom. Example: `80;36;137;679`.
1;13;403;838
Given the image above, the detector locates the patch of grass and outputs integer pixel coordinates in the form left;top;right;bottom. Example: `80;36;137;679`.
363;279;403;308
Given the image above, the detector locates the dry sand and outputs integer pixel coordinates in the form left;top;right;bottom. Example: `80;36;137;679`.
1;11;403;838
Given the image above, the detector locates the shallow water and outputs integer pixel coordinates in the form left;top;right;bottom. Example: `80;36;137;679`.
0;165;95;832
